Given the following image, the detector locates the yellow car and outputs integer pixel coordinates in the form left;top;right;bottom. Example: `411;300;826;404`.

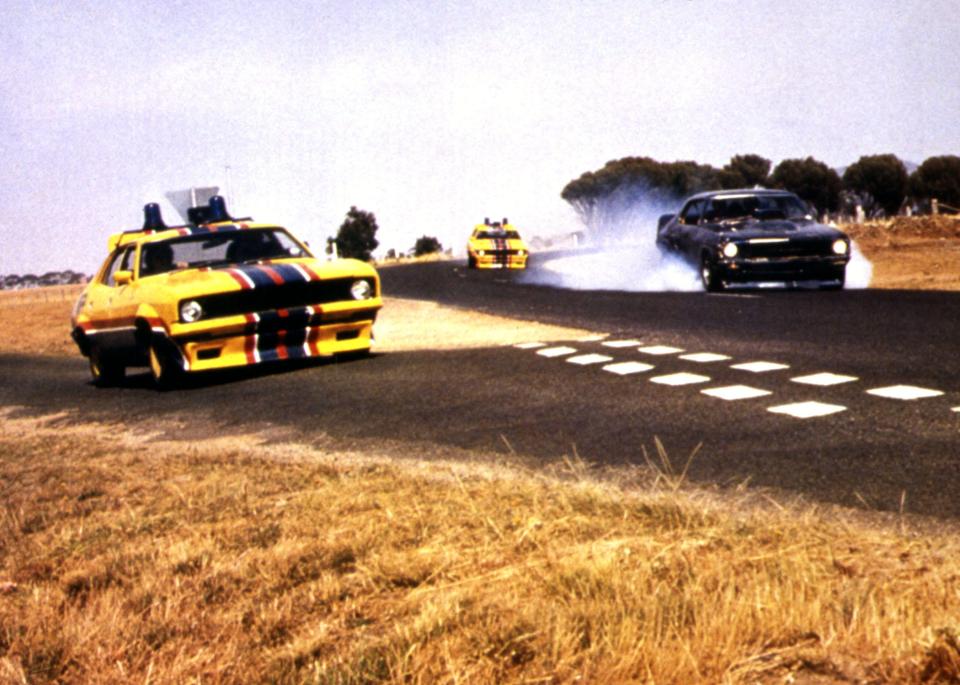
71;196;382;388
466;218;529;269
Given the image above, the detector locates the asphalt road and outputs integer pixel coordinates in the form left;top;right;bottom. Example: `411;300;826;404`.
3;260;958;518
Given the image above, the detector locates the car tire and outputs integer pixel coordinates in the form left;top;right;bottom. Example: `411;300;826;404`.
149;339;182;390
89;346;124;387
700;254;724;292
467;255;477;269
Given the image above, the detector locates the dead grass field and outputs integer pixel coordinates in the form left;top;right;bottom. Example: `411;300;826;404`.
3;412;960;684
2;220;960;683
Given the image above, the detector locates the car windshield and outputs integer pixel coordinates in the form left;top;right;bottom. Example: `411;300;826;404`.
476;230;520;240
139;227;309;277
705;194;812;223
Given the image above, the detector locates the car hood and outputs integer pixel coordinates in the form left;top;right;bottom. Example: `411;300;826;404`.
714;220;844;241
469;238;527;249
165;259;376;287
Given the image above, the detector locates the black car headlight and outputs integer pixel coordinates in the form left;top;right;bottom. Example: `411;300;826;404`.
350;279;373;300
832;239;849;255
721;242;739;258
180;300;203;323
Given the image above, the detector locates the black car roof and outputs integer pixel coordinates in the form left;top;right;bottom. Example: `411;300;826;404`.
683;188;797;202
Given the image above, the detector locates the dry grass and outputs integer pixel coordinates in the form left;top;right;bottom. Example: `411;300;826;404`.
0;285;83;357
2;413;960;684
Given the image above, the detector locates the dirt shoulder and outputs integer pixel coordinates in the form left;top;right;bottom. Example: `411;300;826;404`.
843;215;960;291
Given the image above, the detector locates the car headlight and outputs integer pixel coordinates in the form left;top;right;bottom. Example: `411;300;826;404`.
180;300;203;323
350;279;373;300
832;239;849;255
721;242;739;258
477;250;485;256
517;249;526;256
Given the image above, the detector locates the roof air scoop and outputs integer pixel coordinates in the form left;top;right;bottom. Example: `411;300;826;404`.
142;202;167;231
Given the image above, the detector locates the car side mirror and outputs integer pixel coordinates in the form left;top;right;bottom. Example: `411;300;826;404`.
114;270;133;286
658;214;674;230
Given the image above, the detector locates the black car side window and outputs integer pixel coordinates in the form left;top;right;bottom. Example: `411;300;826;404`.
681;200;704;225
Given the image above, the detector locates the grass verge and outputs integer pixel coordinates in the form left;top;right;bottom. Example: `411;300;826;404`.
2;412;960;684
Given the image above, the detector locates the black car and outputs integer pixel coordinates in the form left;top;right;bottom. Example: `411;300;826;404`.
656;189;850;291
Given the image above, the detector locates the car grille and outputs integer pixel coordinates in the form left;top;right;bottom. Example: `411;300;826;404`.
738;238;833;260
189;277;376;321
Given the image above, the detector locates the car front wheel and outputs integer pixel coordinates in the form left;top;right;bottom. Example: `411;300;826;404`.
89;346;124;387
149;340;183;390
700;254;724;292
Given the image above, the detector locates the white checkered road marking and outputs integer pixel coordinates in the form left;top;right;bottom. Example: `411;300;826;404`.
953;407;960;413
537;346;577;358
638;345;684;356
650;372;711;386
767;401;847;419
680;352;732;363
702;385;772;401
514;342;546;349
866;385;944;400
732;361;790;373
567;353;614;366
602;361;655;376
791;372;859;386
602;339;644;348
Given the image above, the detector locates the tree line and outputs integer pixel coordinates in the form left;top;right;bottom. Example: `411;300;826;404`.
561;153;960;225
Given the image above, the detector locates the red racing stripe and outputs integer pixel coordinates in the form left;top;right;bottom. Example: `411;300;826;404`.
258;265;286;285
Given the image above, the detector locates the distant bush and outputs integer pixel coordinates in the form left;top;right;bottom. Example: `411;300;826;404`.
413;236;442;257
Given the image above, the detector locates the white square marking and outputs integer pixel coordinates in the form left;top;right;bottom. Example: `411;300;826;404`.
602;339;644;348
680;352;732;363
537;346;577;358
866;385;944;400
638;345;684;356
514;342;546;349
953;407;960;413
791;372;859;386
767;401;847;419
731;361;790;373
702;385;772;401
602;361;654;376
650;372;710;386
566;353;614;366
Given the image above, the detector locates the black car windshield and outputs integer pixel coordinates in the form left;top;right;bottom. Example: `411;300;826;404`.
477;230;520;239
139;227;309;277
705;194;812;223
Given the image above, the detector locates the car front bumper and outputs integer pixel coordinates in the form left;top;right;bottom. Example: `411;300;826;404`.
714;256;848;286
167;302;379;372
471;253;528;269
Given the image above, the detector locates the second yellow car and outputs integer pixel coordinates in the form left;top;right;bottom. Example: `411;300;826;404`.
466;218;529;269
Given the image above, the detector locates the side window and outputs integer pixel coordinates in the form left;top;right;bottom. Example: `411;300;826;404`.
681;200;704;225
102;247;134;287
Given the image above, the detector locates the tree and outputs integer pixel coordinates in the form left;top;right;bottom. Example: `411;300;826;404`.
719;154;772;189
560;156;720;227
769;157;842;213
335;206;379;261
842;154;908;216
413;236;442;257
910;155;960;208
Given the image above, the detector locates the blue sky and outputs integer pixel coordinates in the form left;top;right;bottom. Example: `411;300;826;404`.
2;0;958;274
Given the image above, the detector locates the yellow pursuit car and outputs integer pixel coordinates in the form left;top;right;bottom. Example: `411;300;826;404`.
71;196;382;388
466;218;529;269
